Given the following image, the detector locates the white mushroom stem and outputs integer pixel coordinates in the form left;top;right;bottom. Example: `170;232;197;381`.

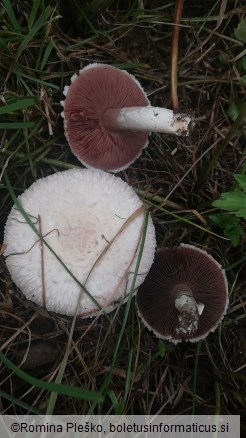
174;293;204;336
102;106;194;136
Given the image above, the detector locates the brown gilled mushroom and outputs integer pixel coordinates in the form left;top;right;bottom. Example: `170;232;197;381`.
61;63;194;172
136;244;228;343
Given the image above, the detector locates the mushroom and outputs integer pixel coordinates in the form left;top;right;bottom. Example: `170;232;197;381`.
61;63;194;172
136;244;228;343
4;169;156;316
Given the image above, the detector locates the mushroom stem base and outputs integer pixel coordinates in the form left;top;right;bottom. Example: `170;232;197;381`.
102;106;194;136
174;293;202;337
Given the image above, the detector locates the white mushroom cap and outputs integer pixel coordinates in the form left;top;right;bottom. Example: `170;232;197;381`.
4;169;156;316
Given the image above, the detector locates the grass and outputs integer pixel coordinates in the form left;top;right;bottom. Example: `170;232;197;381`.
0;0;245;428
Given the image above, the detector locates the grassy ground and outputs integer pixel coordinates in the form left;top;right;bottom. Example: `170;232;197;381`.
0;0;245;425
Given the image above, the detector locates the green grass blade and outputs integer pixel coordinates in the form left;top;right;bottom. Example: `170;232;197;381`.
0;388;43;414
2;0;22;31
107;390;120;411
119;347;133;413
12;66;60;90
0;97;38;115
45;301;82;414
28;0;42;29
0;122;36;129
89;209;150;413
0;351;103;402
16;6;53;60
214;381;221;415
108;210;150;372
40;41;54;70
143;198;226;239
192;340;202;415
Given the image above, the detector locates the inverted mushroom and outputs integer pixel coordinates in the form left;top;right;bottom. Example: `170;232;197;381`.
136;244;228;343
61;63;194;172
4;169;156;316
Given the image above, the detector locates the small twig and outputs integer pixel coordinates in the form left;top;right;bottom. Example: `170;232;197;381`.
38;215;46;308
163;140;218;203
84;206;145;286
78;206;146;317
101;234;109;243
5;229;59;259
171;0;184;110
12;211;39;224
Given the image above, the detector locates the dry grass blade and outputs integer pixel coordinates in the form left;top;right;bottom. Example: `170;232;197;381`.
171;0;184;110
84;205;145;284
